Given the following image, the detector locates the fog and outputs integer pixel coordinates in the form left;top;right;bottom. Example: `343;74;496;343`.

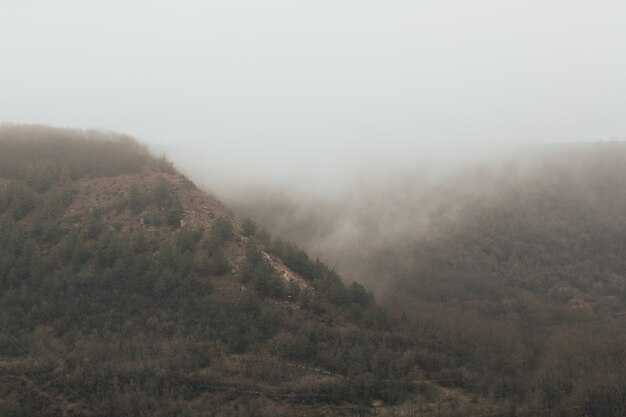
3;1;626;291
3;1;626;168
204;146;531;294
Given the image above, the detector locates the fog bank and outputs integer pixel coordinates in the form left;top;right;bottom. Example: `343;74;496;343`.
174;142;626;295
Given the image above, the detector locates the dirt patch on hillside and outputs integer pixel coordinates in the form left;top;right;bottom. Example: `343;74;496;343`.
59;169;311;298
64;171;231;231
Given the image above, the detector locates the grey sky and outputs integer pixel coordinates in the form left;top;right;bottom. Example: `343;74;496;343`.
2;1;626;190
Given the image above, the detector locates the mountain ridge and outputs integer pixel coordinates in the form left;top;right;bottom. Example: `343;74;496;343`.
224;140;626;416
2;124;626;416
0;125;438;417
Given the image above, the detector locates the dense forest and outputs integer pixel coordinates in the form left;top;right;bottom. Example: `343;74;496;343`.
386;145;626;416
229;143;626;417
0;125;423;417
1;125;625;416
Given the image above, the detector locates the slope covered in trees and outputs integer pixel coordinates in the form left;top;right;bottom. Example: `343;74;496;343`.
385;144;626;416
2;125;624;416
0;125;429;417
231;142;626;416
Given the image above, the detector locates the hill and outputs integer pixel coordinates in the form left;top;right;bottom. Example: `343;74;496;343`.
3;125;625;417
229;143;626;417
385;144;626;416
0;125;424;417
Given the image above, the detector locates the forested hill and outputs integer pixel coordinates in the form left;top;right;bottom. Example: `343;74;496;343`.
226;141;626;417
390;142;626;304
366;143;626;417
390;144;626;416
2;125;625;417
0;125;419;417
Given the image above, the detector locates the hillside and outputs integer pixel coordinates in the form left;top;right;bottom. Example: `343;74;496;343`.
229;143;626;417
2;125;625;417
384;144;626;416
0;125;424;417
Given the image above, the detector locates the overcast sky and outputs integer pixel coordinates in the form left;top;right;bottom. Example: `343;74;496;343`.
2;1;626;190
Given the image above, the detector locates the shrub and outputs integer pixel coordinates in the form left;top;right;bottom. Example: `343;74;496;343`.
242;218;257;237
165;203;183;228
128;185;144;214
211;217;234;240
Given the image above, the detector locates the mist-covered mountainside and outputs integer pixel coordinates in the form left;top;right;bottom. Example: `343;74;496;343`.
387;144;626;304
228;143;626;306
2;125;625;417
229;143;626;417
0;125;429;417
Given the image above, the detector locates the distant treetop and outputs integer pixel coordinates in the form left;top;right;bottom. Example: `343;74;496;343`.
0;124;176;180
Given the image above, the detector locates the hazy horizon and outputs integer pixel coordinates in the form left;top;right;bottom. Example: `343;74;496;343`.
3;1;626;194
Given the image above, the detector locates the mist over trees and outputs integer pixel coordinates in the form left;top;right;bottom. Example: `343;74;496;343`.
225;143;626;294
2;125;626;415
0;125;426;416
224;142;626;415
0;124;176;180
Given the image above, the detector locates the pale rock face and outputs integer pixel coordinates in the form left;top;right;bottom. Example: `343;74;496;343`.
262;251;311;290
